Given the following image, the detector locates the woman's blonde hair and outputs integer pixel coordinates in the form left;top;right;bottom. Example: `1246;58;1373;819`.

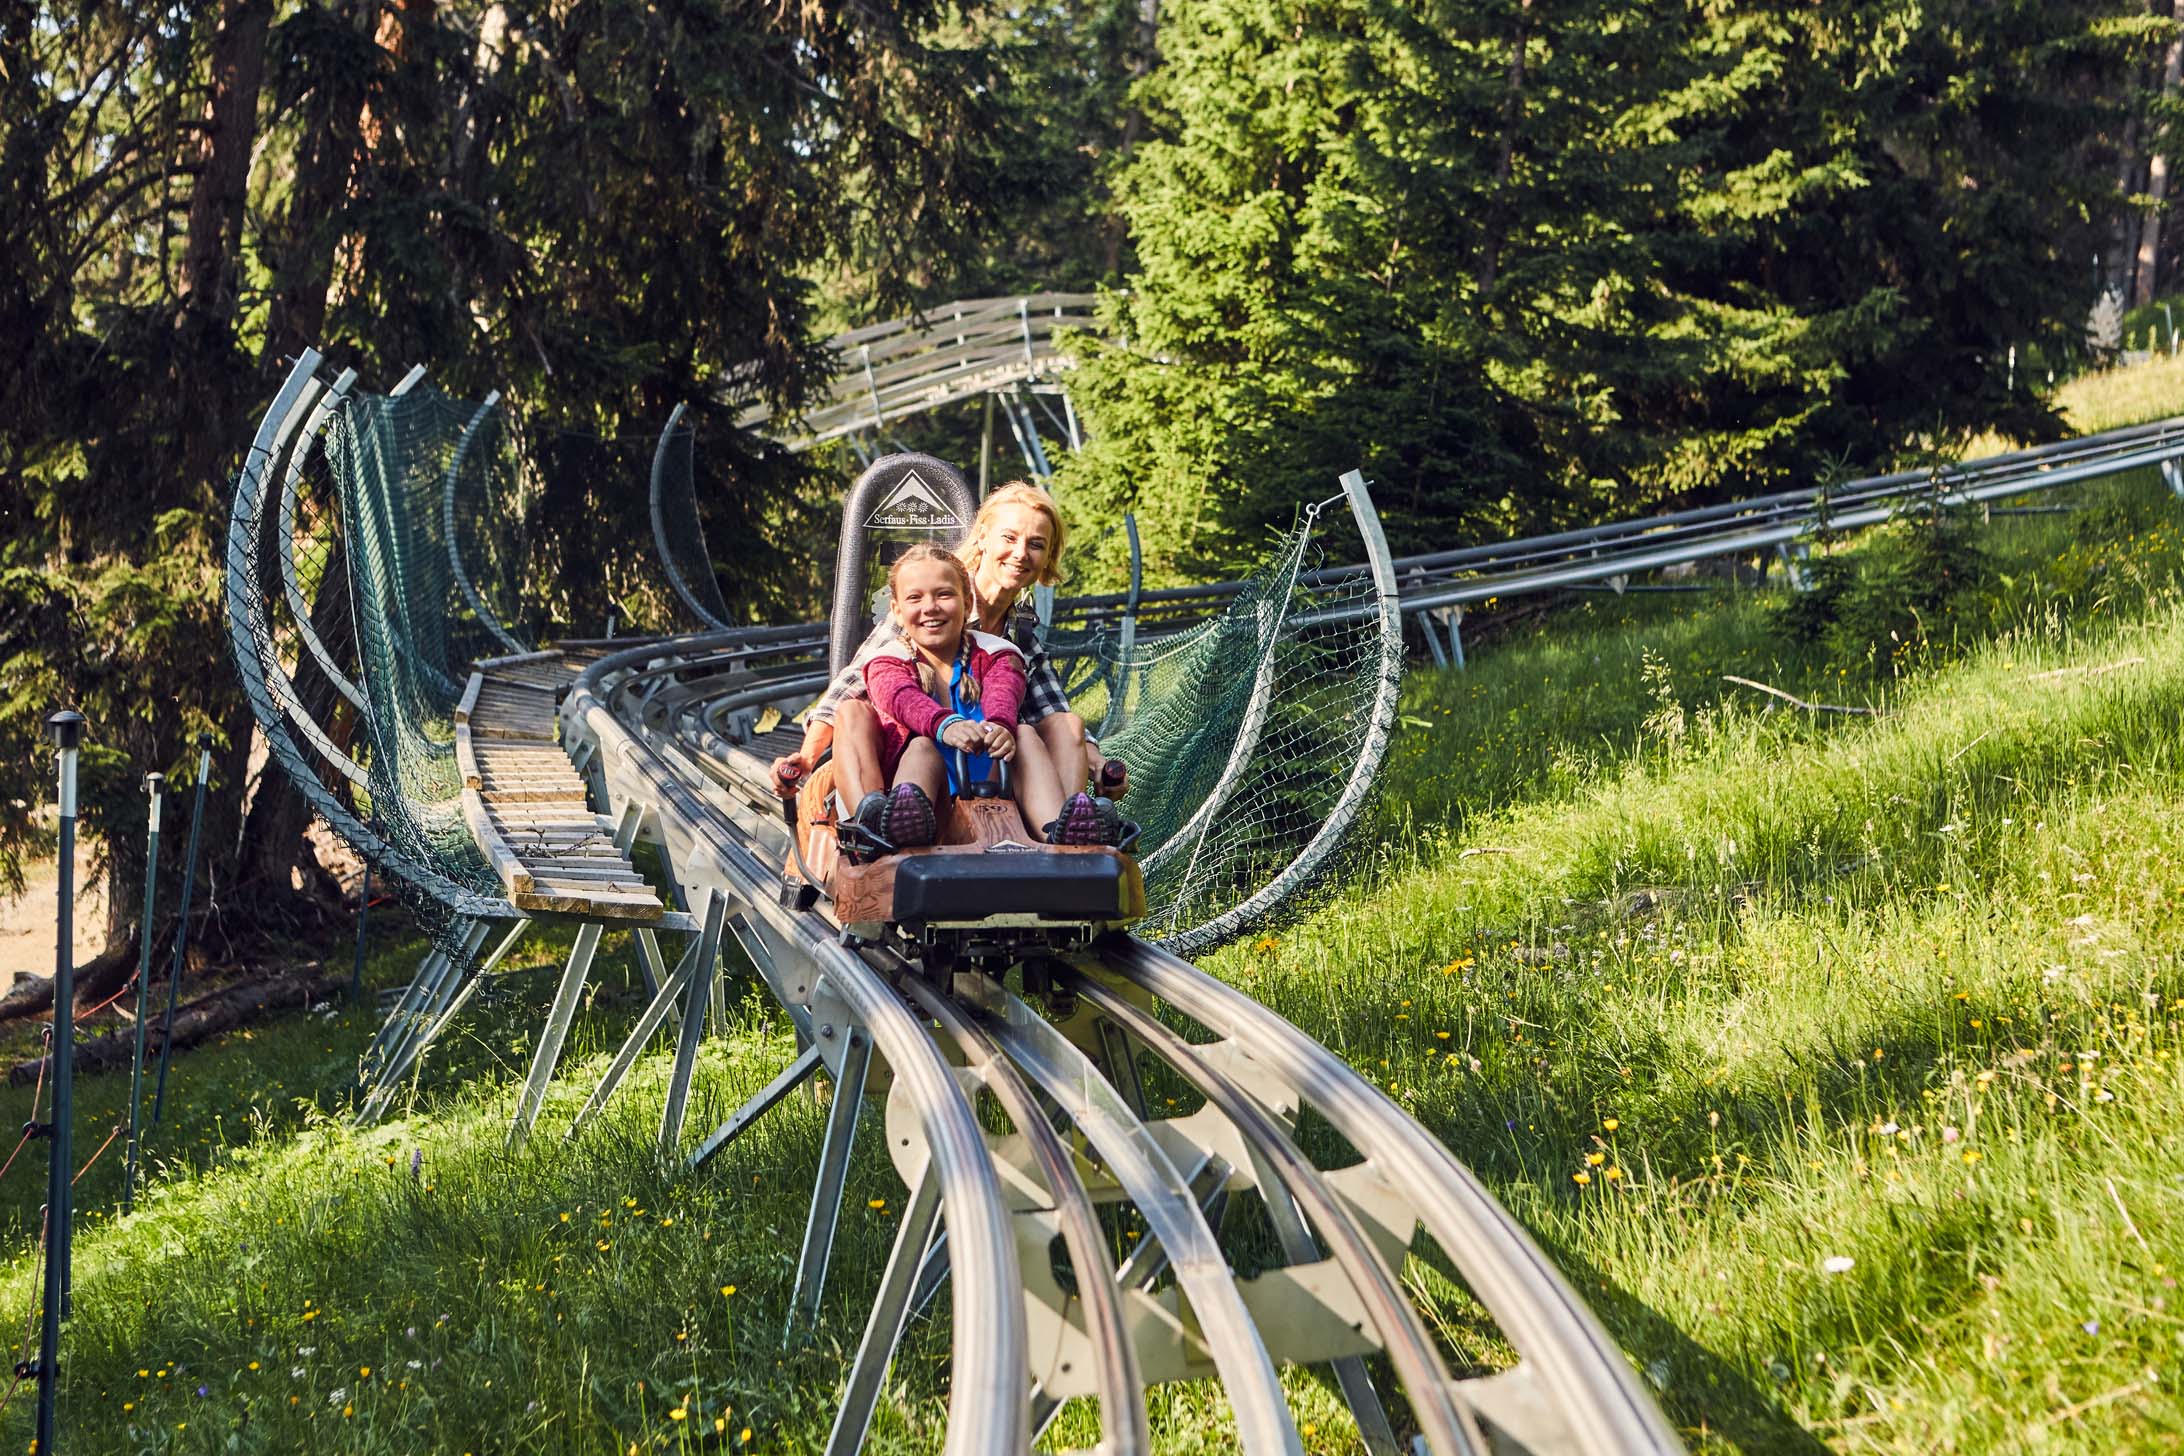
958;481;1067;597
889;542;979;705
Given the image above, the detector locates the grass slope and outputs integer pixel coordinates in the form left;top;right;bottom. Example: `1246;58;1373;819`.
6;407;2184;1453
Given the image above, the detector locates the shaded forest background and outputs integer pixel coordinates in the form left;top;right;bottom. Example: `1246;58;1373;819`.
0;0;2179;986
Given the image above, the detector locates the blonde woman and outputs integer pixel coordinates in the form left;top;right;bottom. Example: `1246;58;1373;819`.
774;482;1128;845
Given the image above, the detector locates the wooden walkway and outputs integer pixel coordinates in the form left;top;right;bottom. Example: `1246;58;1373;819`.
454;648;664;920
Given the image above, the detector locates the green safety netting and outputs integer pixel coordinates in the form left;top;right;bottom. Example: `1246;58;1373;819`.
323;386;529;910
1049;505;1400;950
284;377;1398;960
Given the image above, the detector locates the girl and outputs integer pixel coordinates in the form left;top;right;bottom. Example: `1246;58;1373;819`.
838;543;1027;852
775;482;1130;845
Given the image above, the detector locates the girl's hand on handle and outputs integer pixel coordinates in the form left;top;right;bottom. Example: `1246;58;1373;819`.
983;724;1017;762
942;720;985;754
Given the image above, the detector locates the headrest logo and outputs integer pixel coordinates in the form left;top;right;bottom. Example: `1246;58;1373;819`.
864;470;961;531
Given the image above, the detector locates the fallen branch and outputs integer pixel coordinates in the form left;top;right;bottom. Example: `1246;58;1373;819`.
2106;1176;2150;1252
1946;728;1991;765
1458;846;1518;859
2027;655;2145;683
1721;675;1880;716
9;967;343;1085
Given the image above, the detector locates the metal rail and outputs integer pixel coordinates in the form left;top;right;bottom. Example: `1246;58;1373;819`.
730;293;1099;453
1037;411;2184;643
276;365;371;713
565;641;1030;1456
234;355;1688;1455
649;402;735;631
550;619;1681;1455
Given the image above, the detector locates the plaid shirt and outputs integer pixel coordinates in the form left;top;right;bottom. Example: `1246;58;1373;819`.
808;601;1073;728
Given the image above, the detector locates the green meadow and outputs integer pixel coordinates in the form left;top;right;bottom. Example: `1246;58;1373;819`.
5;377;2184;1453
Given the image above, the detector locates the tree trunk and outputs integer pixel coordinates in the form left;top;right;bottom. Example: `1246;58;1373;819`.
2112;114;2143;301
262;1;373;363
2135;0;2184;308
178;0;274;321
9;966;346;1083
452;3;512;201
1475;0;1533;299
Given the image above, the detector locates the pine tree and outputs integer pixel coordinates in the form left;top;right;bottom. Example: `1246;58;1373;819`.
1060;0;2150;581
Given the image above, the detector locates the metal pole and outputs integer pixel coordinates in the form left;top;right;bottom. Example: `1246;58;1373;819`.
151;734;212;1127
122;773;163;1215
349;845;372;1003
978;393;994;499
38;708;84;1455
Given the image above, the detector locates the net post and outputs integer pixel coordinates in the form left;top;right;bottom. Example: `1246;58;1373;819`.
349;846;372;1004
151;735;213;1127
37;708;85;1453
122;772;163;1215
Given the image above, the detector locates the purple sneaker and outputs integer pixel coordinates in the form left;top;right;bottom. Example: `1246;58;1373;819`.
1043;791;1120;847
884;783;937;848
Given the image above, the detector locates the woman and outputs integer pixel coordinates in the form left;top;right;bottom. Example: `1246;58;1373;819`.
772;481;1127;842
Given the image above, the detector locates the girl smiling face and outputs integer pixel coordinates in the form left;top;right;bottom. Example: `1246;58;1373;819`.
891;551;969;658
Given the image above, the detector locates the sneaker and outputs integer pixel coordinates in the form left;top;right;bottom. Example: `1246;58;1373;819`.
884;783;938;848
838;790;895;862
1044;791;1123;847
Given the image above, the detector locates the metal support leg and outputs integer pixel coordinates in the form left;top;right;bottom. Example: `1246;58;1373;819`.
566;930;706;1139
823;1168;943;1456
1442;607;1466;671
659;895;727;1154
978;393;994;498
1097;1018;1150;1121
507;921;604;1146
358;916;493;1107
688;1045;822;1170
632;928;678;1025
790;1028;872;1328
706;938;729;1035
359;967;493;1122
359;936;458;1081
1418;613;1448;668
1247;1148;1402;1455
383;920;493;1060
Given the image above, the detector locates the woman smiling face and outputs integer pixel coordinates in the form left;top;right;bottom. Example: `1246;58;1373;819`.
971;501;1054;605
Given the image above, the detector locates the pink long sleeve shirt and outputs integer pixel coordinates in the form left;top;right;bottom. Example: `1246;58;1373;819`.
860;631;1027;740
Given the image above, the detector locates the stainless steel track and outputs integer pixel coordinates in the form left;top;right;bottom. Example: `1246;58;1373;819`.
562;628;1683;1455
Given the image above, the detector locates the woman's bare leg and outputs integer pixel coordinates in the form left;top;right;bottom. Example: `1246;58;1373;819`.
1034;712;1091;797
832;699;887;806
891;736;948;806
1010;721;1067;836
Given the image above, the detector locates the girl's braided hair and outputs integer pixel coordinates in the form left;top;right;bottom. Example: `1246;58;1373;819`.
888;542;980;706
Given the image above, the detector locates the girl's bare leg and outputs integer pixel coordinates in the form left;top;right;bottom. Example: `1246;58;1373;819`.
1010;721;1067;836
891;736;948;807
832;699;887;805
1034;712;1091;797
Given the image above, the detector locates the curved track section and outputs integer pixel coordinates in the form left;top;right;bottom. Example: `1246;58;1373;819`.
729;293;1097;453
232;352;1674;1452
562;628;1682;1456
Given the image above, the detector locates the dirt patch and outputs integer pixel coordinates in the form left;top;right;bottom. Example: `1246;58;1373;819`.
0;847;110;995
